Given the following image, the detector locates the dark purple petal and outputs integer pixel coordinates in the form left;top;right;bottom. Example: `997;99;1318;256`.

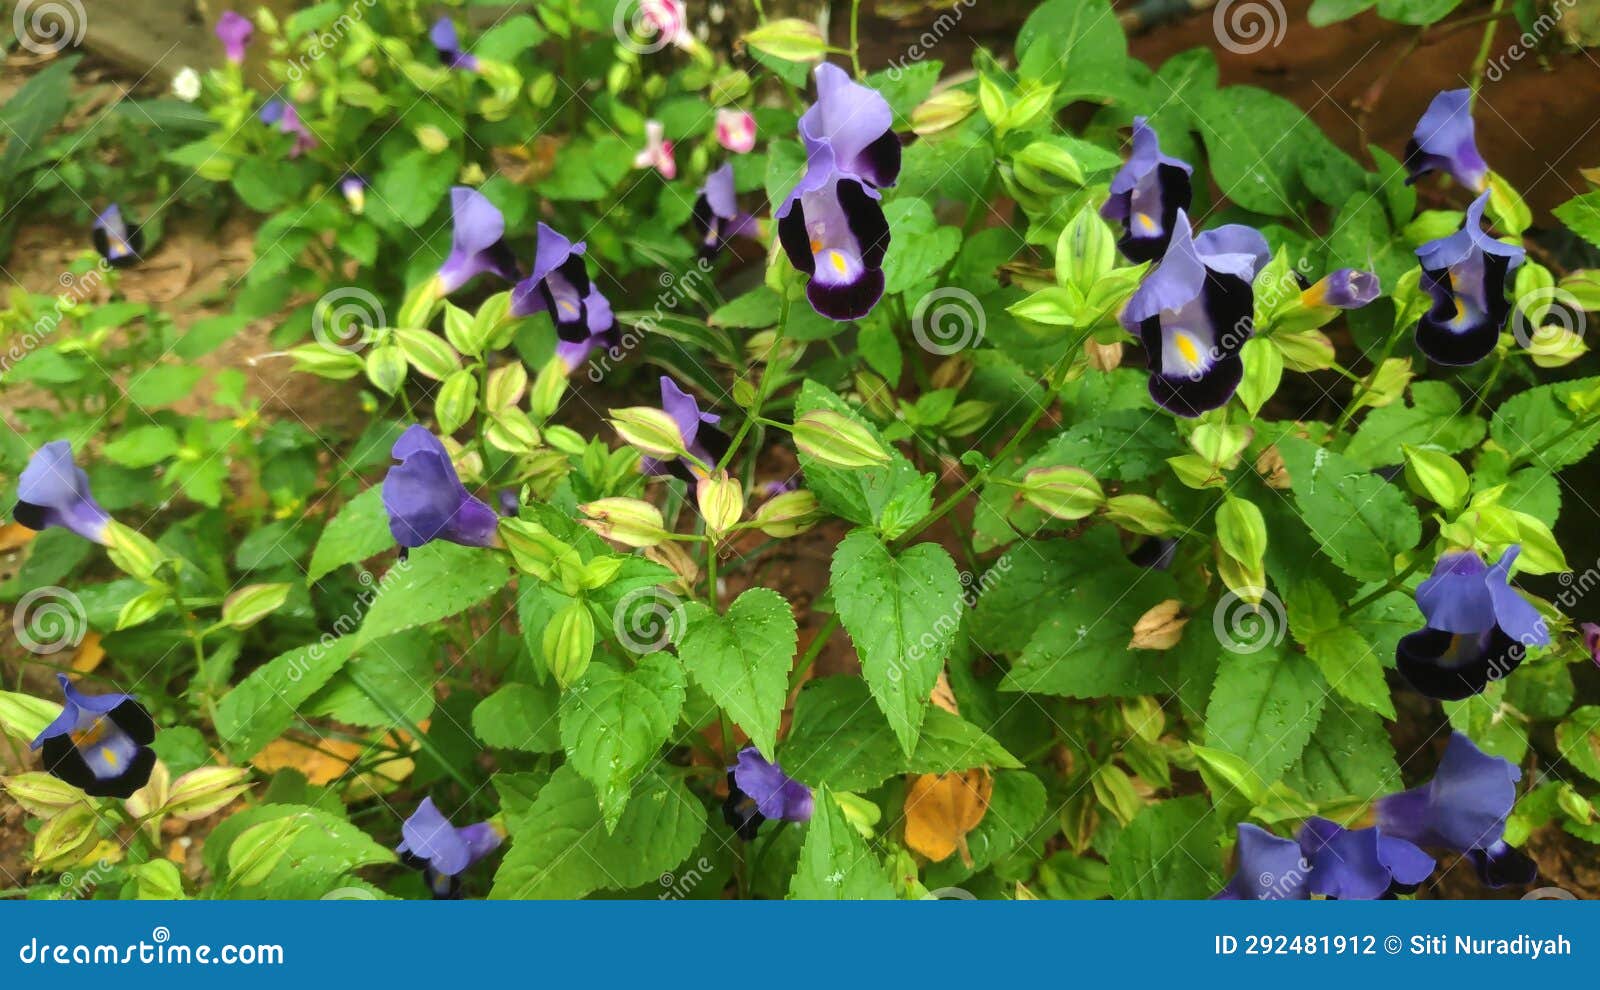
381;425;498;549
1401;546;1544;698
777;170;889;321
1467;839;1537;888
1213;824;1309;900
1413;193;1523;367
91;204;142;268
800;63;900;189
14;441;112;544
1376;732;1520;854
430;18;479;71
1103;118;1194;263
1298;817;1434;900
1129;537;1178;570
33;674;155;798
730;746;813;824
438;187;518;294
510;223;594;341
216;10;253;64
1396;624;1524;700
1305;268;1380;309
398;798;498;894
693;164;757;260
1582;622;1600;667
1405;89;1489;193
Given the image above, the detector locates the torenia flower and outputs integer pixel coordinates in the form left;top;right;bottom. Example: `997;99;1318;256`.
554;288;618;374
1301;268;1380;310
397;798;501;899
1121;211;1269;417
1582;622;1600;668
258;100;316;158
510;222;609;344
637;376;730;483
170;67;202;103
1213;823;1309;900
1405;89;1489;193
13;441;112;544
381;426;499;552
1396;545;1548;700
1414;192;1524;366
430;18;479;71
632;120;677;179
339;174;368;215
91;204;143;269
437;187;519;295
215;10;253;64
723;747;813;840
640;0;693;50
798;63;901;188
715;108;757;154
1296;818;1434;900
1376;733;1535;888
692;164;756;261
1100;117;1194;263
32;674;156;799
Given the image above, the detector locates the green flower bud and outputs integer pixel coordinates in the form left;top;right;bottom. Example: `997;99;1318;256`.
753;489;822;538
544;600;596;688
1020;466;1104;520
696;473;744;538
1101;494;1180;536
221;583;291;630
793;410;891;468
911;90;977;136
610;406;688;461
580;498;671;549
1402;445;1470;512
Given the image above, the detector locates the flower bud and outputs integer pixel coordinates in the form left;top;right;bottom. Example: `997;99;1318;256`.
912;89;977;135
3;772;86;818
753;489;821;538
696;473;744;537
164;766;253;822
1019;466;1104;520
104;520;167;582
544;600;595;688
609;407;687;460
1012;140;1085;196
414;124;451;154
499;518;580;580
1128;599;1188;650
1100;494;1179;536
1084;338;1123;371
580;498;671;549
793;410;891;468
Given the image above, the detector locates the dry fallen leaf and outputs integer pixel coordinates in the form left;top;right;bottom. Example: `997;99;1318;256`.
930;669;960;716
0;523;36;552
251;731;417;788
904;769;992;866
1128;599;1188;650
1256;445;1291;489
72;631;106;673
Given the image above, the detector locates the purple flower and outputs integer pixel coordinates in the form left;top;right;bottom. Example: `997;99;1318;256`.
12;441;112;545
1296;817;1434;900
397;798;501;898
340;173;368;215
510;222;609;344
258;99;316;158
777;167;890;321
430;18;479;72
692;164;757;261
1302;268;1380;310
437;187;519;295
1121;211;1269;417
1101;117;1194;264
32;674;156;799
638;377;731;483
798;63;901;190
1128;537;1178;571
91;204;143;269
1213;824;1309;900
1396;545;1548;700
1414;192;1524;367
381;426;499;552
1582;622;1600;668
215;10;253;64
723;746;813;840
554;287;619;374
760;479;797;498
1405;89;1489;193
1376;733;1536;888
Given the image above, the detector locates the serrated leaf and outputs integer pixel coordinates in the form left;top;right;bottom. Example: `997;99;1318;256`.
789;786;896;900
675;588;796;760
558;654;685;829
307;487;393;582
1205;645;1328;787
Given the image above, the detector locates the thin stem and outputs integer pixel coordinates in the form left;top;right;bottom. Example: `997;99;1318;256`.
349;671;476;794
1469;0;1507;97
1349;556;1426;614
720;292;791;471
848;0;864;79
788;612;841;694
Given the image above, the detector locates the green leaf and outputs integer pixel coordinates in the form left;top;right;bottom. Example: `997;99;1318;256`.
1556;706;1600;784
1278;437;1420;582
1108;796;1221;899
307;629;437;729
208;804;395;899
881;198;961;295
1205;645;1328;787
675;588;796;760
1196;86;1312;217
1284;697;1401;802
708;287;781;329
794;381;931;533
1344;381;1486;467
1308;0;1376;24
779;677;1020;790
1015;0;1128;100
831;530;963;756
213;638;356;760
473;681;562;753
491;765;705;899
788;787;896;900
559;654;686;829
103;425;180;468
307;486;394;582
1285;580;1395;718
1490;377;1600;471
1377;0;1464;24
1554;191;1600;249
352;542;510;647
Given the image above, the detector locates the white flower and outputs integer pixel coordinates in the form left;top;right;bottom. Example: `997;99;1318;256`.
170;67;202;103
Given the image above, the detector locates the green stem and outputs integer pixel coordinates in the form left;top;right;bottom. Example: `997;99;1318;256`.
1337;321;1406;432
720;292;791;471
1469;0;1506;98
848;0;864;78
1349;556;1426;614
788;613;841;693
349;671;475;794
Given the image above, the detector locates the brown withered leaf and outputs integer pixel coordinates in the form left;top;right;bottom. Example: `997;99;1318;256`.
1128;599;1187;650
904;769;992;866
1256;445;1291;489
72;632;106;673
929;669;960;716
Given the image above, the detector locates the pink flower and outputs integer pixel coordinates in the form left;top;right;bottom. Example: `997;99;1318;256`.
640;0;693;49
716;109;757;154
633;120;677;179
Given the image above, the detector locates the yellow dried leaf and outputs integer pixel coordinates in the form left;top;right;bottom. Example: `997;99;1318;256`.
904;769;992;866
71;632;105;673
0;523;36;551
930;669;960;716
